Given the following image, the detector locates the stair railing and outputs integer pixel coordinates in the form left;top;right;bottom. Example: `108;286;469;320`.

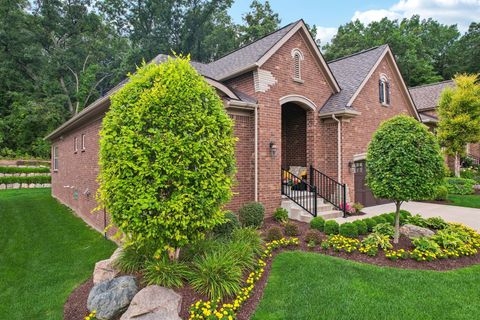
309;165;347;217
281;168;317;217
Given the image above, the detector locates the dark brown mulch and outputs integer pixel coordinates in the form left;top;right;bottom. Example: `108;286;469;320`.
65;217;480;320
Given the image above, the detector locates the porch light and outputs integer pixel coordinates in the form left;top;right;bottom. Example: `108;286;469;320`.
348;161;355;173
269;141;278;157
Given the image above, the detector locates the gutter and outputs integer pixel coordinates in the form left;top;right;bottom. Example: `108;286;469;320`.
332;114;342;182
319;109;361;119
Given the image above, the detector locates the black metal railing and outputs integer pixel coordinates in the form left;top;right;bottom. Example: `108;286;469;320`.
281;168;317;217
309;165;347;217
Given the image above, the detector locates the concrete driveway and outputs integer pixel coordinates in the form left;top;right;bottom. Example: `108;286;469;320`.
335;201;480;231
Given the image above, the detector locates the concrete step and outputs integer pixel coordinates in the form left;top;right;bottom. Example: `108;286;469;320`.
281;197;343;223
317;210;343;220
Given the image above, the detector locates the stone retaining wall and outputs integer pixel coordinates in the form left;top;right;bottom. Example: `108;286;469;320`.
0;183;51;189
0;172;50;177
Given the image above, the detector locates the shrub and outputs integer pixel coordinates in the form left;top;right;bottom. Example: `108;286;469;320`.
231;227;263;256
266;227;283;242
0;175;51;185
362;232;393;250
212;211;240;238
114;242;156;273
353;220;368;235
412;237;441;254
425;217;448;230
143;257;189;288
324;220;339;235
399;210;412;224
273;208;288;222
372;223;395;238
432;230;464;249
433;185;449;201
310;216;325;231
0;166;50;174
372;215;387;225
382;213;396;226
405;214;428;228
444;177;475;195
238;202;265;228
339;222;358;238
284;222;299;236
352;203;364;214
97;57;236;257
188;250;242;300
221;239;256;271
305;230;322;245
363;218;377;232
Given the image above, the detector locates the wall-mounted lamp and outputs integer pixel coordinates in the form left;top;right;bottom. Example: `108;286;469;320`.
348;161;355;173
269;141;278;157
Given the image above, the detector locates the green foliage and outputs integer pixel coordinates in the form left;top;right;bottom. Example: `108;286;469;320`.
0;166;49;174
339;222;358;238
273;208;288;222
231;227;263;256
444;177;475;195
372;215;387;225
238;202;265;228
412;237;441;254
98;57;236;254
367;115;445;203
381;213;396;226
362;233;393;250
284;222;299;236
399;210;412;224
239;0;280;45
363;218;377;232
437;74;480;156
266;227;283;242
212;211;240;238
352;203;364;214
310;216;325;231
425;217;448;230
305;230;322;245
372;223;395;238
405;214;428;228
114;242;156;273
0;175;51;185
433;185;449;201
432;230;464;250
353;220;368;235
143;257;189;288
324;220;339;235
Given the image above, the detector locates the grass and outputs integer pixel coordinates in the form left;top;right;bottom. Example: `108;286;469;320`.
448;194;480;208
0;189;116;319
252;251;480;320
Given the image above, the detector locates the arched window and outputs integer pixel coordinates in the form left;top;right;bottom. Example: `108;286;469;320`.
291;49;304;81
379;75;390;105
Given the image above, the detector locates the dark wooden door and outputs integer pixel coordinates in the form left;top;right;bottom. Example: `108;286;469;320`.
354;160;390;207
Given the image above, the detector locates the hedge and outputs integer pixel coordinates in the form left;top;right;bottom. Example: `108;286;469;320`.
0;176;51;184
444;177;475;195
0;166;50;174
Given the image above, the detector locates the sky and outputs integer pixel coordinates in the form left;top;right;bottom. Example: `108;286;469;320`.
228;0;480;44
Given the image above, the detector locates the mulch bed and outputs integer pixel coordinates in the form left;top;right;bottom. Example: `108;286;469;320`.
65;216;480;320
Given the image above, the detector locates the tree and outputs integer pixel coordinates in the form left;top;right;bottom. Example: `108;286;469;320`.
98;56;237;260
239;0;280;45
366;115;445;243
437;74;480;175
444;23;480;79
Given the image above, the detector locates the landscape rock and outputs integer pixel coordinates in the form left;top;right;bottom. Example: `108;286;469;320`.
87;276;138;320
400;224;435;239
93;247;122;284
120;285;182;320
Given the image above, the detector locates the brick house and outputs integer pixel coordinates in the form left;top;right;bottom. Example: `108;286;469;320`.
410;80;480;169
46;20;423;232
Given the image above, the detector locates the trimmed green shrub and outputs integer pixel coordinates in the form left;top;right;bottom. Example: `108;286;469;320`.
273;208;288;222
305;229;322;245
266;227;283;241
324;220;339;235
353;220;368;235
363;218;377;232
212;211;240;238
381;213;395;226
399;210;412;224
97;56;236;258
143;257;189;288
372;215;387;225
405;214;428;228
425;217;448;230
0;166;50;174
238;202;265;228
372;223;395;238
0;175;51;184
433;185;449;201
284;222;299;236
339;222;359;238
444;177;475;195
310;216;325;232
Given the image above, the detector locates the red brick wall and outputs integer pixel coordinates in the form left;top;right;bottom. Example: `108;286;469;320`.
281;103;307;168
340;54;417;202
469;143;480;159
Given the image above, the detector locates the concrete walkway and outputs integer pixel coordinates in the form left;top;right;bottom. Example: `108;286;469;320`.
334;201;480;231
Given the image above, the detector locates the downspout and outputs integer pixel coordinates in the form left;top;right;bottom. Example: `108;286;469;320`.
254;105;259;202
332;114;342;182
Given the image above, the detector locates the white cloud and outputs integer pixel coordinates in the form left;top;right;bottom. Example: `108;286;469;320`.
315;26;338;45
351;0;480;32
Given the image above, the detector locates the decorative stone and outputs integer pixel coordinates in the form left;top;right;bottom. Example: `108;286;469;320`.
0;184;5;189
12;183;20;189
120;285;182;320
87;276;138;320
93;248;122;284
29;183;35;188
400;224;435;239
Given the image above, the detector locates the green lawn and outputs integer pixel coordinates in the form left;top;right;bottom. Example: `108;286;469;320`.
252;251;479;320
0;189;116;319
448;194;480;208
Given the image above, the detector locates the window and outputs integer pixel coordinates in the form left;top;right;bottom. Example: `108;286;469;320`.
291;48;304;81
81;134;86;151
53;146;59;171
379;76;390;105
74;137;78;153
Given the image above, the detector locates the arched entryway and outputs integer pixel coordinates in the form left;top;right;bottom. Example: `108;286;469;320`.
281;102;307;169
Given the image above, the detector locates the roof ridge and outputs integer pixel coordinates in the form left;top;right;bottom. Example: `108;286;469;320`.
327;44;387;64
208;20;300;64
409;79;454;90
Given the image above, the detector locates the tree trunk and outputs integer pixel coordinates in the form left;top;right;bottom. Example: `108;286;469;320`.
393;201;401;244
454;152;461;177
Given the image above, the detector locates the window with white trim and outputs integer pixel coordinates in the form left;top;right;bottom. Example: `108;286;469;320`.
379;75;390;105
53;146;59;171
74;137;78;153
291;48;304;81
81;134;86;151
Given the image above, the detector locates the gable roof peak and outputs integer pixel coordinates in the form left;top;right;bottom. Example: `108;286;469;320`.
327;45;388;64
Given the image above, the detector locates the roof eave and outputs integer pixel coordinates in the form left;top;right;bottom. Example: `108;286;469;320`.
319;109;361;119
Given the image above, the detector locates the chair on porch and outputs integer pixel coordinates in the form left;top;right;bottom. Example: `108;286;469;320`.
283;166;308;191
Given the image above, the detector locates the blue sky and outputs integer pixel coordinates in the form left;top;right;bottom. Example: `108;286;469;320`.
229;0;480;44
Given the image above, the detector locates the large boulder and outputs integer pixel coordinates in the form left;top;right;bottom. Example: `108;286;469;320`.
120;285;182;320
87;276;138;320
93;248;122;284
400;224;435;239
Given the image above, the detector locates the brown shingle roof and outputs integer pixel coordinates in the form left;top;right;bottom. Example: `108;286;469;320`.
409;80;455;110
